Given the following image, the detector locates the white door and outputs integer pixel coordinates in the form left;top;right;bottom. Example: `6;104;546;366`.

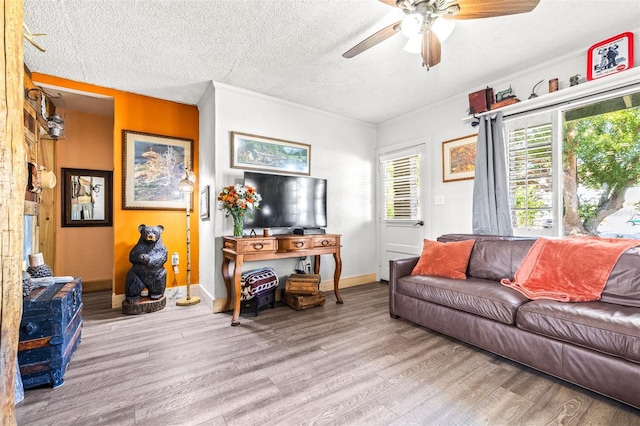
378;145;428;281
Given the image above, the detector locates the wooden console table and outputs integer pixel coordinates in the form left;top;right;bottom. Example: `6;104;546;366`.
221;234;342;326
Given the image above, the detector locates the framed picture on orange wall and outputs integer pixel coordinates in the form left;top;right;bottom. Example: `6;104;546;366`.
442;134;477;183
122;130;194;210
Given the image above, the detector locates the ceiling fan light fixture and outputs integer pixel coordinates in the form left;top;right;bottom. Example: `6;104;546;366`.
403;33;422;53
432;18;455;42
401;13;423;37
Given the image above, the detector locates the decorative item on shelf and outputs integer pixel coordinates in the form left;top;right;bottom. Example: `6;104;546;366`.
587;32;634;81
26;253;53;278
548;78;559;93
177;165;200;307
217;183;262;237
528;80;544;99
25;86;66;139
468;86;494;114
490;85;519;110
46;114;65;139
569;74;583;86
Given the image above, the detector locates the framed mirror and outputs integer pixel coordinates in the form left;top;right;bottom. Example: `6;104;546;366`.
61;168;113;227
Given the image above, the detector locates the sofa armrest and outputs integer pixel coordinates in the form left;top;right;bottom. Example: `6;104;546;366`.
389;256;419;317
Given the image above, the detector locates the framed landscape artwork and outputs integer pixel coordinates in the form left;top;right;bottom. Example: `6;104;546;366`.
442;134;477;182
230;131;311;175
122;130;194;210
61;168;113;227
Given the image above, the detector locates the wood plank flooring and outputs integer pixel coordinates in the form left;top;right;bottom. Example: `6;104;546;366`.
15;283;640;425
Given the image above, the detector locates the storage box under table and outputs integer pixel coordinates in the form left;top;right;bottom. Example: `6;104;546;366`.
18;278;83;389
283;291;325;310
285;274;320;295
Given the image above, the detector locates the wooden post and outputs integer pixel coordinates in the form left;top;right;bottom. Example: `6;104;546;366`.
1;0;25;423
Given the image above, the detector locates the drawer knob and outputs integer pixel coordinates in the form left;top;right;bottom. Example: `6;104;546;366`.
253;243;264;250
294;241;304;248
321;239;330;246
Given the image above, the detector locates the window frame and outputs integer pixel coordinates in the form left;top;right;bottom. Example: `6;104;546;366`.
502;83;640;237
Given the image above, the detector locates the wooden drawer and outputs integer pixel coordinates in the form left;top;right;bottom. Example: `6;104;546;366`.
278;237;311;251
312;235;339;248
224;237;276;254
236;238;276;254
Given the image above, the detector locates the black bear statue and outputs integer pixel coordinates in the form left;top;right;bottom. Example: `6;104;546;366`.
125;224;168;303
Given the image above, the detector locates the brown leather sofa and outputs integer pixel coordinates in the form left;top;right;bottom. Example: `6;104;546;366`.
389;234;640;409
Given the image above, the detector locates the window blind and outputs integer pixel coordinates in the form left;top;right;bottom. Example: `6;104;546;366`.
507;123;553;229
382;154;421;220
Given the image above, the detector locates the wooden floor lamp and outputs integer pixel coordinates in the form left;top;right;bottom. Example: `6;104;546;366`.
176;166;200;306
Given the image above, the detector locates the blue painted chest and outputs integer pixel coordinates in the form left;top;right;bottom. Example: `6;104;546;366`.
18;278;83;389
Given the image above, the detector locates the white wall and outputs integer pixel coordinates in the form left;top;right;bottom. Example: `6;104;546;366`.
197;82;216;301
377;30;640;240
199;83;377;302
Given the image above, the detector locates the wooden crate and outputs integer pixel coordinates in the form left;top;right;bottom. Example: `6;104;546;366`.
283;291;325;310
285;274;320;295
19;279;83;389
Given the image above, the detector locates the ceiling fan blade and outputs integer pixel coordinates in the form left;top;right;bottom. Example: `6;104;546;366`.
446;0;540;20
422;31;441;68
342;21;402;58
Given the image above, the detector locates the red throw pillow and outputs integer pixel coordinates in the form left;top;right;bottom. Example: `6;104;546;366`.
411;239;476;279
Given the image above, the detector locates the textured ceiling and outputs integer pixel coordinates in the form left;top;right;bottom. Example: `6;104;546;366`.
23;0;640;124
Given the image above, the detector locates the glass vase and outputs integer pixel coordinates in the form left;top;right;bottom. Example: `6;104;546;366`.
231;211;244;237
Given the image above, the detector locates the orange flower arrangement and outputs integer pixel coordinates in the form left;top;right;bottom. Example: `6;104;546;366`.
218;184;261;236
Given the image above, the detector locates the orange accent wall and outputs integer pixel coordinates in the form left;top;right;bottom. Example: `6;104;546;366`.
33;73;200;295
55;109;114;283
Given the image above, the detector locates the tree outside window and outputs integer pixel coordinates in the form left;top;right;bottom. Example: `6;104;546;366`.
562;93;640;237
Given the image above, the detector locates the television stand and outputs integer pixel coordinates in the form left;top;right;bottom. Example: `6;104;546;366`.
221;234;342;326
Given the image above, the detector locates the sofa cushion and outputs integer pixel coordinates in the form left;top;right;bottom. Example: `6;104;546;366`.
437;234;536;281
396;275;530;325
411;239;475;279
601;247;640;308
517;300;640;364
468;239;535;281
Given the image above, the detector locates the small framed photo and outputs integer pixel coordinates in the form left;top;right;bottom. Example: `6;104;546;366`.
61;168;113;227
442;134;477;183
230;131;311;175
587;32;634;80
122;130;194;210
200;185;210;220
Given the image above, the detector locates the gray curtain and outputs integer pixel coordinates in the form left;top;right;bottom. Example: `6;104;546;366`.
472;111;513;235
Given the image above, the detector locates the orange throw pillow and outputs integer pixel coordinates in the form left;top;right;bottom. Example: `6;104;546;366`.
411;239;476;279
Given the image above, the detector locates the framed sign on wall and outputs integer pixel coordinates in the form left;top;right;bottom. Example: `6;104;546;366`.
587;32;634;80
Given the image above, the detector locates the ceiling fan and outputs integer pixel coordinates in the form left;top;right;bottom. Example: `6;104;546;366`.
343;0;540;69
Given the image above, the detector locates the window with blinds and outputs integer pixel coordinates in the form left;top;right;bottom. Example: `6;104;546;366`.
382;154;420;220
507;123;553;230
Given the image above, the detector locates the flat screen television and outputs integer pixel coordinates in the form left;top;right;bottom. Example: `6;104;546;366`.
243;171;327;229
